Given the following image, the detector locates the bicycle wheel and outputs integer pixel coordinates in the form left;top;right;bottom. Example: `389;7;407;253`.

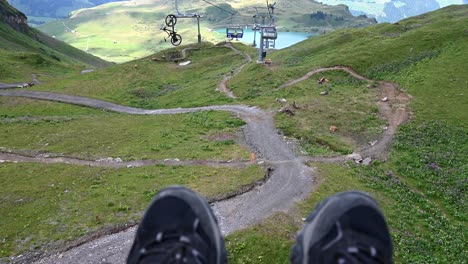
171;34;182;46
165;14;177;27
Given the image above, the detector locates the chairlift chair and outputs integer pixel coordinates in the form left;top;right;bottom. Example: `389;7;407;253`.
226;26;244;40
262;26;277;40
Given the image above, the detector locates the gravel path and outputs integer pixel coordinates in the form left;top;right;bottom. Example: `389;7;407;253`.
217;43;253;99
0;152;252;169
1;64;410;264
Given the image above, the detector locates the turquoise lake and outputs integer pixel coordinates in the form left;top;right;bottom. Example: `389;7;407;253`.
215;28;315;49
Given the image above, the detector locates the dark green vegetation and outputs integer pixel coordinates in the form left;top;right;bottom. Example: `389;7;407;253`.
36;0;376;62
225;5;468;263
0;0;111;82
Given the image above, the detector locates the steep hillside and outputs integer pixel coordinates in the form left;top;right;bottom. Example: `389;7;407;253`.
7;0;125;24
0;0;111;82
36;0;376;62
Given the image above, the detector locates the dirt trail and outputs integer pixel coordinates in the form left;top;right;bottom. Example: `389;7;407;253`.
0;73;52;89
217;43;252;99
276;66;411;161
0;152;251;169
278;66;371;90
0;65;410;264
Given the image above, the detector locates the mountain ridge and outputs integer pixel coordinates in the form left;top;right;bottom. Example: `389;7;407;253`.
318;0;466;22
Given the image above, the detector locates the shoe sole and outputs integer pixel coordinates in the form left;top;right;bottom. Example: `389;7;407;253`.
299;191;384;264
147;186;226;264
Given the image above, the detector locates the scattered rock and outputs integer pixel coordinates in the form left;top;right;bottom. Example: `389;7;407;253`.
362;157;372;166
381;97;389;102
348;153;363;163
292;101;301;109
382;126;389;130
115;158;123;163
329;125;338;133
279;107;295;116
320;91;329;96
427;163;441;171
275;98;287;104
318;77;329;85
16;83;29;88
80;69;94;74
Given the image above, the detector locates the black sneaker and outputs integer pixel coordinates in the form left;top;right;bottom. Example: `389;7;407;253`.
127;186;227;264
291;191;393;264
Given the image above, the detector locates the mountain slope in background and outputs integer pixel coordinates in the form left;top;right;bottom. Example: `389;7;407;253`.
6;0;125;21
0;0;111;82
35;0;377;63
318;0;465;22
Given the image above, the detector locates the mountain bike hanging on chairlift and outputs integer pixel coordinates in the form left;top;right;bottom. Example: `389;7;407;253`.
161;14;182;46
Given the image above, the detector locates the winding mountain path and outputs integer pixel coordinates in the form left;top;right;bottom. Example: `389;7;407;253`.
216;43;252;99
0;63;410;264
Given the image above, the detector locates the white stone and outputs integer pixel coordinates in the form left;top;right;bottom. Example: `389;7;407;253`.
362;158;372;166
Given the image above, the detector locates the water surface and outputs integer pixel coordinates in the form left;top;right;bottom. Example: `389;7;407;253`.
215;28;316;49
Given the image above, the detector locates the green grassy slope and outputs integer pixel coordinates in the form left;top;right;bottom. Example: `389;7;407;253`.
37;0;376;62
1;4;466;262
225;5;467;263
0;0;111;82
32;42;245;107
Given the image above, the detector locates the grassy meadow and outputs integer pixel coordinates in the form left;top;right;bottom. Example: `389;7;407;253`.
223;5;468;263
0;87;256;258
0;163;264;257
0;3;466;263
